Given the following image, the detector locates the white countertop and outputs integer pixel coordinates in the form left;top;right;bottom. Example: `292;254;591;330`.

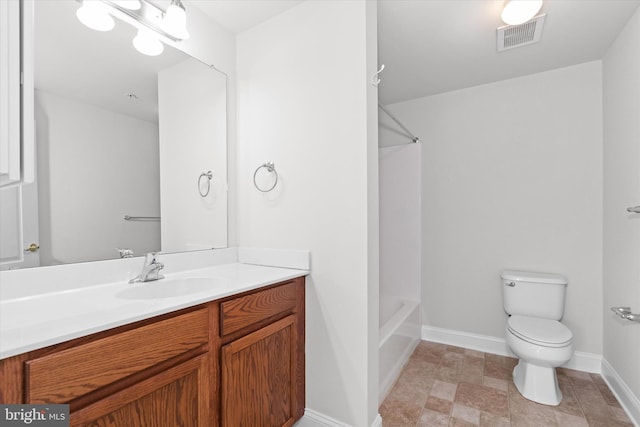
0;262;307;360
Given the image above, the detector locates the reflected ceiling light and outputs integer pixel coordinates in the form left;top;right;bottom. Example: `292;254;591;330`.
112;0;142;10
133;28;164;56
76;0;115;32
501;0;543;25
162;0;190;40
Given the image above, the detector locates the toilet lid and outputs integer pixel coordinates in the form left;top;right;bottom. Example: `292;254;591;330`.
507;315;573;348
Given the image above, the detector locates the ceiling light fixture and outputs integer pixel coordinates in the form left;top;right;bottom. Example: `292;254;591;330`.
111;0;142;10
76;0;115;32
162;0;190;40
133;28;164;56
501;0;543;26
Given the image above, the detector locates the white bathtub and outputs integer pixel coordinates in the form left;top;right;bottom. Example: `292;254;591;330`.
379;296;421;404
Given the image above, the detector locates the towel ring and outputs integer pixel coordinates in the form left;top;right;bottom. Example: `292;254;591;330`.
253;162;278;192
198;171;213;197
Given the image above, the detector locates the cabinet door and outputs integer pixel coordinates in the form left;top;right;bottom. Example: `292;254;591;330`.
221;315;297;427
70;355;210;427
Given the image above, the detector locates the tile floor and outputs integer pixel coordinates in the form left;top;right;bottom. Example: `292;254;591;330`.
379;341;634;427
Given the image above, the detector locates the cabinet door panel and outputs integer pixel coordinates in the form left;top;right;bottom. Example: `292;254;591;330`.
222;315;295;427
71;355;209;427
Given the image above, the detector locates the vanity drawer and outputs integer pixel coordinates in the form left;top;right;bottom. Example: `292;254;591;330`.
220;281;298;337
25;308;209;404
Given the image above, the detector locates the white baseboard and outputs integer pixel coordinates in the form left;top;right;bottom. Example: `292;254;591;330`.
563;350;602;374
297;409;350;427
422;325;512;357
296;410;382;427
421;325;602;373
601;358;640;427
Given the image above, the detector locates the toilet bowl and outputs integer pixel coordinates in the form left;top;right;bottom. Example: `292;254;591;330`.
506;314;573;406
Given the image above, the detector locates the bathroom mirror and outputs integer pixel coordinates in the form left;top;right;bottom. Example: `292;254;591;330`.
0;0;227;270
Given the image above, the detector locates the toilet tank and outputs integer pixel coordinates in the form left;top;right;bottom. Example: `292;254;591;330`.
501;270;568;320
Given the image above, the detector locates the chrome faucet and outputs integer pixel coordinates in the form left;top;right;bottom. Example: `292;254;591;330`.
129;252;164;283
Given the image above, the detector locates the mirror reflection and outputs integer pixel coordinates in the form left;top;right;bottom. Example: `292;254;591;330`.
0;0;227;270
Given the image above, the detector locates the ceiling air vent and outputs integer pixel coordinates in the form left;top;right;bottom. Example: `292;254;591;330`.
497;14;546;52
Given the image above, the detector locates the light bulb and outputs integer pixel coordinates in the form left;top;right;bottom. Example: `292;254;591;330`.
162;1;190;40
112;0;142;10
501;0;543;25
76;0;115;32
133;29;164;56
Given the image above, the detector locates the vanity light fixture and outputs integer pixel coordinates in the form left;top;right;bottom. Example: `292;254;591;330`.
76;0;191;57
501;0;543;25
161;0;190;40
133;28;164;56
76;0;115;32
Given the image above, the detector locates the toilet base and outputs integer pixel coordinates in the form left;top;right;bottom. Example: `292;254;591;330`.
512;360;562;406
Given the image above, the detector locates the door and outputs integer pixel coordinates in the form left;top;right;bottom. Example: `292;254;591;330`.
0;181;40;270
221;315;296;427
0;0;21;186
0;0;38;270
70;355;210;427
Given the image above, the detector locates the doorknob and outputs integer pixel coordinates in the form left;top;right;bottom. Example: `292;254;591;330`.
24;243;40;252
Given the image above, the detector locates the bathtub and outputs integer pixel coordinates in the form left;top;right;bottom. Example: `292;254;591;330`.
379;296;421;404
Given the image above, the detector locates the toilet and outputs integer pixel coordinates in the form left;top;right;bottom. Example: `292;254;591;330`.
501;270;574;406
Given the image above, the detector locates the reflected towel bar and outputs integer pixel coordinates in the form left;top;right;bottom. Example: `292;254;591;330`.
123;215;160;221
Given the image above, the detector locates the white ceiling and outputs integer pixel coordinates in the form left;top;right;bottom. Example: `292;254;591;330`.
186;0;303;33
377;0;640;104
189;0;640;105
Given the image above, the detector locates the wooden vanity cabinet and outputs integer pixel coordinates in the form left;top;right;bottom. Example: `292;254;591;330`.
0;277;305;427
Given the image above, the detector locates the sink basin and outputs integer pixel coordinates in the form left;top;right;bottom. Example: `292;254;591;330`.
117;277;219;299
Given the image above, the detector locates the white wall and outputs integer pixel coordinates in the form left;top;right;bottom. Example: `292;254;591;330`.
35;90;161;264
378;144;421;304
603;5;640;414
386;62;604;355
158;58;227;252
236;1;379;425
